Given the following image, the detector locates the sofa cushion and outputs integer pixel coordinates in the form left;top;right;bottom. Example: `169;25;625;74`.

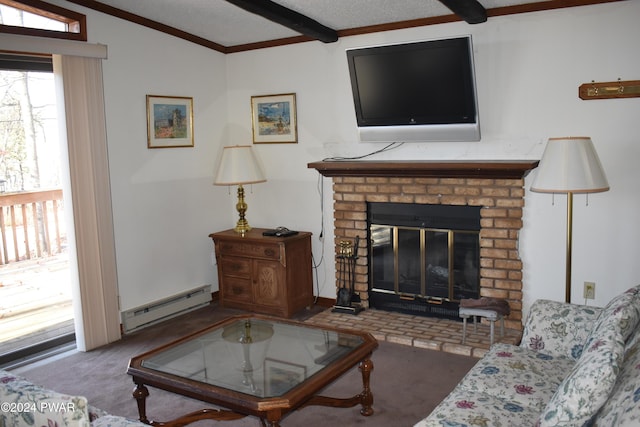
413;386;542;427
456;343;575;412
583;285;640;351
593;329;640;426
537;330;625;426
0;370;91;427
520;299;601;360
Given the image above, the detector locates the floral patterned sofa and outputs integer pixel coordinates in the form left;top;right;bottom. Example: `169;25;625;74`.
0;369;146;427
415;284;640;427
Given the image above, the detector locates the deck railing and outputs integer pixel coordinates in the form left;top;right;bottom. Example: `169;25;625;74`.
0;189;65;265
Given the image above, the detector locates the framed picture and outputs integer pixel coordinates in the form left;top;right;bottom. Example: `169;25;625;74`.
251;93;297;144
264;358;307;396
146;95;194;148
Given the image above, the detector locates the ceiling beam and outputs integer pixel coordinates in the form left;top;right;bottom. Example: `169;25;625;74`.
224;0;338;43
59;0;622;53
437;0;488;24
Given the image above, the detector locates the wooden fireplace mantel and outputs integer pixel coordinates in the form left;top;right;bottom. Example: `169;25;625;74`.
308;160;539;179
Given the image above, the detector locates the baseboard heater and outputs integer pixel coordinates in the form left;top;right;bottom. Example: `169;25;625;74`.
121;285;212;333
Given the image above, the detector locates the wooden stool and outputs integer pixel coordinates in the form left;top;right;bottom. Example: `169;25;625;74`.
459;307;504;345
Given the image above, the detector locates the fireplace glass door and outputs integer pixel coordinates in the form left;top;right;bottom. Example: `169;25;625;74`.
370;225;479;302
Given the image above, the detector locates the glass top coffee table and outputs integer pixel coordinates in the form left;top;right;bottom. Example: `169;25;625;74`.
127;314;378;426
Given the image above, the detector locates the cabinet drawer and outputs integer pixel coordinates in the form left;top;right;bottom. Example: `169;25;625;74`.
219;241;281;261
220;257;250;277
221;276;252;303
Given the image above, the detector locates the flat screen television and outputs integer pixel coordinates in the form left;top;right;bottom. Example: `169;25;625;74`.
346;35;480;142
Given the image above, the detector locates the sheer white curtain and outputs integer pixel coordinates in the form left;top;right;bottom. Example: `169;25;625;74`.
53;55;121;351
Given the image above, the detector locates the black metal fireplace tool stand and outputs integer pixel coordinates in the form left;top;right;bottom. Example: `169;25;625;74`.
332;236;364;315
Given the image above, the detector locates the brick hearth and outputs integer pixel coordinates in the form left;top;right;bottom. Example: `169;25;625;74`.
309;160;539;331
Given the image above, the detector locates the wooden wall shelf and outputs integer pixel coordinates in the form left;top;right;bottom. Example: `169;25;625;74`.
579;79;640;100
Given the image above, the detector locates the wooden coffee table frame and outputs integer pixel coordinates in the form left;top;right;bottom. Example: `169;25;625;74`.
127;314;378;427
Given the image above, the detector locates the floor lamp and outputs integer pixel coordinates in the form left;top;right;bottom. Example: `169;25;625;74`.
530;137;609;303
214;145;266;235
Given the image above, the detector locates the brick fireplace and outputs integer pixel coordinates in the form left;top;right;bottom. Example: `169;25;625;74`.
308;160;539;331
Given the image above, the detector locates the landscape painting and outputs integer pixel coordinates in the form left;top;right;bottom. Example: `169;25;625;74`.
251;93;297;144
147;95;194;148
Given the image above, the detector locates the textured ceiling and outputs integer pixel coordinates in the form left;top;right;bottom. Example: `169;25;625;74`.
88;0;551;47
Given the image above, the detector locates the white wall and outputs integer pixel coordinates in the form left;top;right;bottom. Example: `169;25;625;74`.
51;1;233;311
96;26;232;311
54;1;640;319
225;1;640;318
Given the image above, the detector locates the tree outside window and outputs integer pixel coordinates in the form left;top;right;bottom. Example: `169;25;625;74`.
0;5;61;192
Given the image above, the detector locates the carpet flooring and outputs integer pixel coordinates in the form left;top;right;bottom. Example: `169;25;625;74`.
15;304;478;426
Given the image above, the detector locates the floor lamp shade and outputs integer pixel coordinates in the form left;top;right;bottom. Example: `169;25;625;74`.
530;137;609;303
214;145;266;235
531;137;609;194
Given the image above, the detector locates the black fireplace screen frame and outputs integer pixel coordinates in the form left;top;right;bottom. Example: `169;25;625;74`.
367;202;481;318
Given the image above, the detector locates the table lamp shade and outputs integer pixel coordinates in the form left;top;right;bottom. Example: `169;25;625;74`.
215;145;266;186
531;137;609;194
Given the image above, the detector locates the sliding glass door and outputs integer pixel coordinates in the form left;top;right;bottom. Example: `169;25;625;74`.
0;55;75;367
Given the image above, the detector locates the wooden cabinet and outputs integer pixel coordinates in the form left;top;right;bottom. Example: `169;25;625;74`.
209;228;313;318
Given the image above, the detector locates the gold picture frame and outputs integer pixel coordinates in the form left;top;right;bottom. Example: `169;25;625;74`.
146;95;194;148
251;93;297;144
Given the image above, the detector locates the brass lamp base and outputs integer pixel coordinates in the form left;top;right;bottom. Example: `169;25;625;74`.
234;184;251;235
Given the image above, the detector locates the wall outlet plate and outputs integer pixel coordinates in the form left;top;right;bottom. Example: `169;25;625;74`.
584;282;596;300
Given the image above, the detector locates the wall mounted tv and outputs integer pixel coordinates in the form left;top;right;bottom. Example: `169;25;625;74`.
347;35;480;143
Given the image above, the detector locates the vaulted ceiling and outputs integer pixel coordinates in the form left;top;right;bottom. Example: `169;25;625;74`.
65;0;622;53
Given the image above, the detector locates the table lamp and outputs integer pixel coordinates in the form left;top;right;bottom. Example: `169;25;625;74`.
530;137;609;303
214;145;266;235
